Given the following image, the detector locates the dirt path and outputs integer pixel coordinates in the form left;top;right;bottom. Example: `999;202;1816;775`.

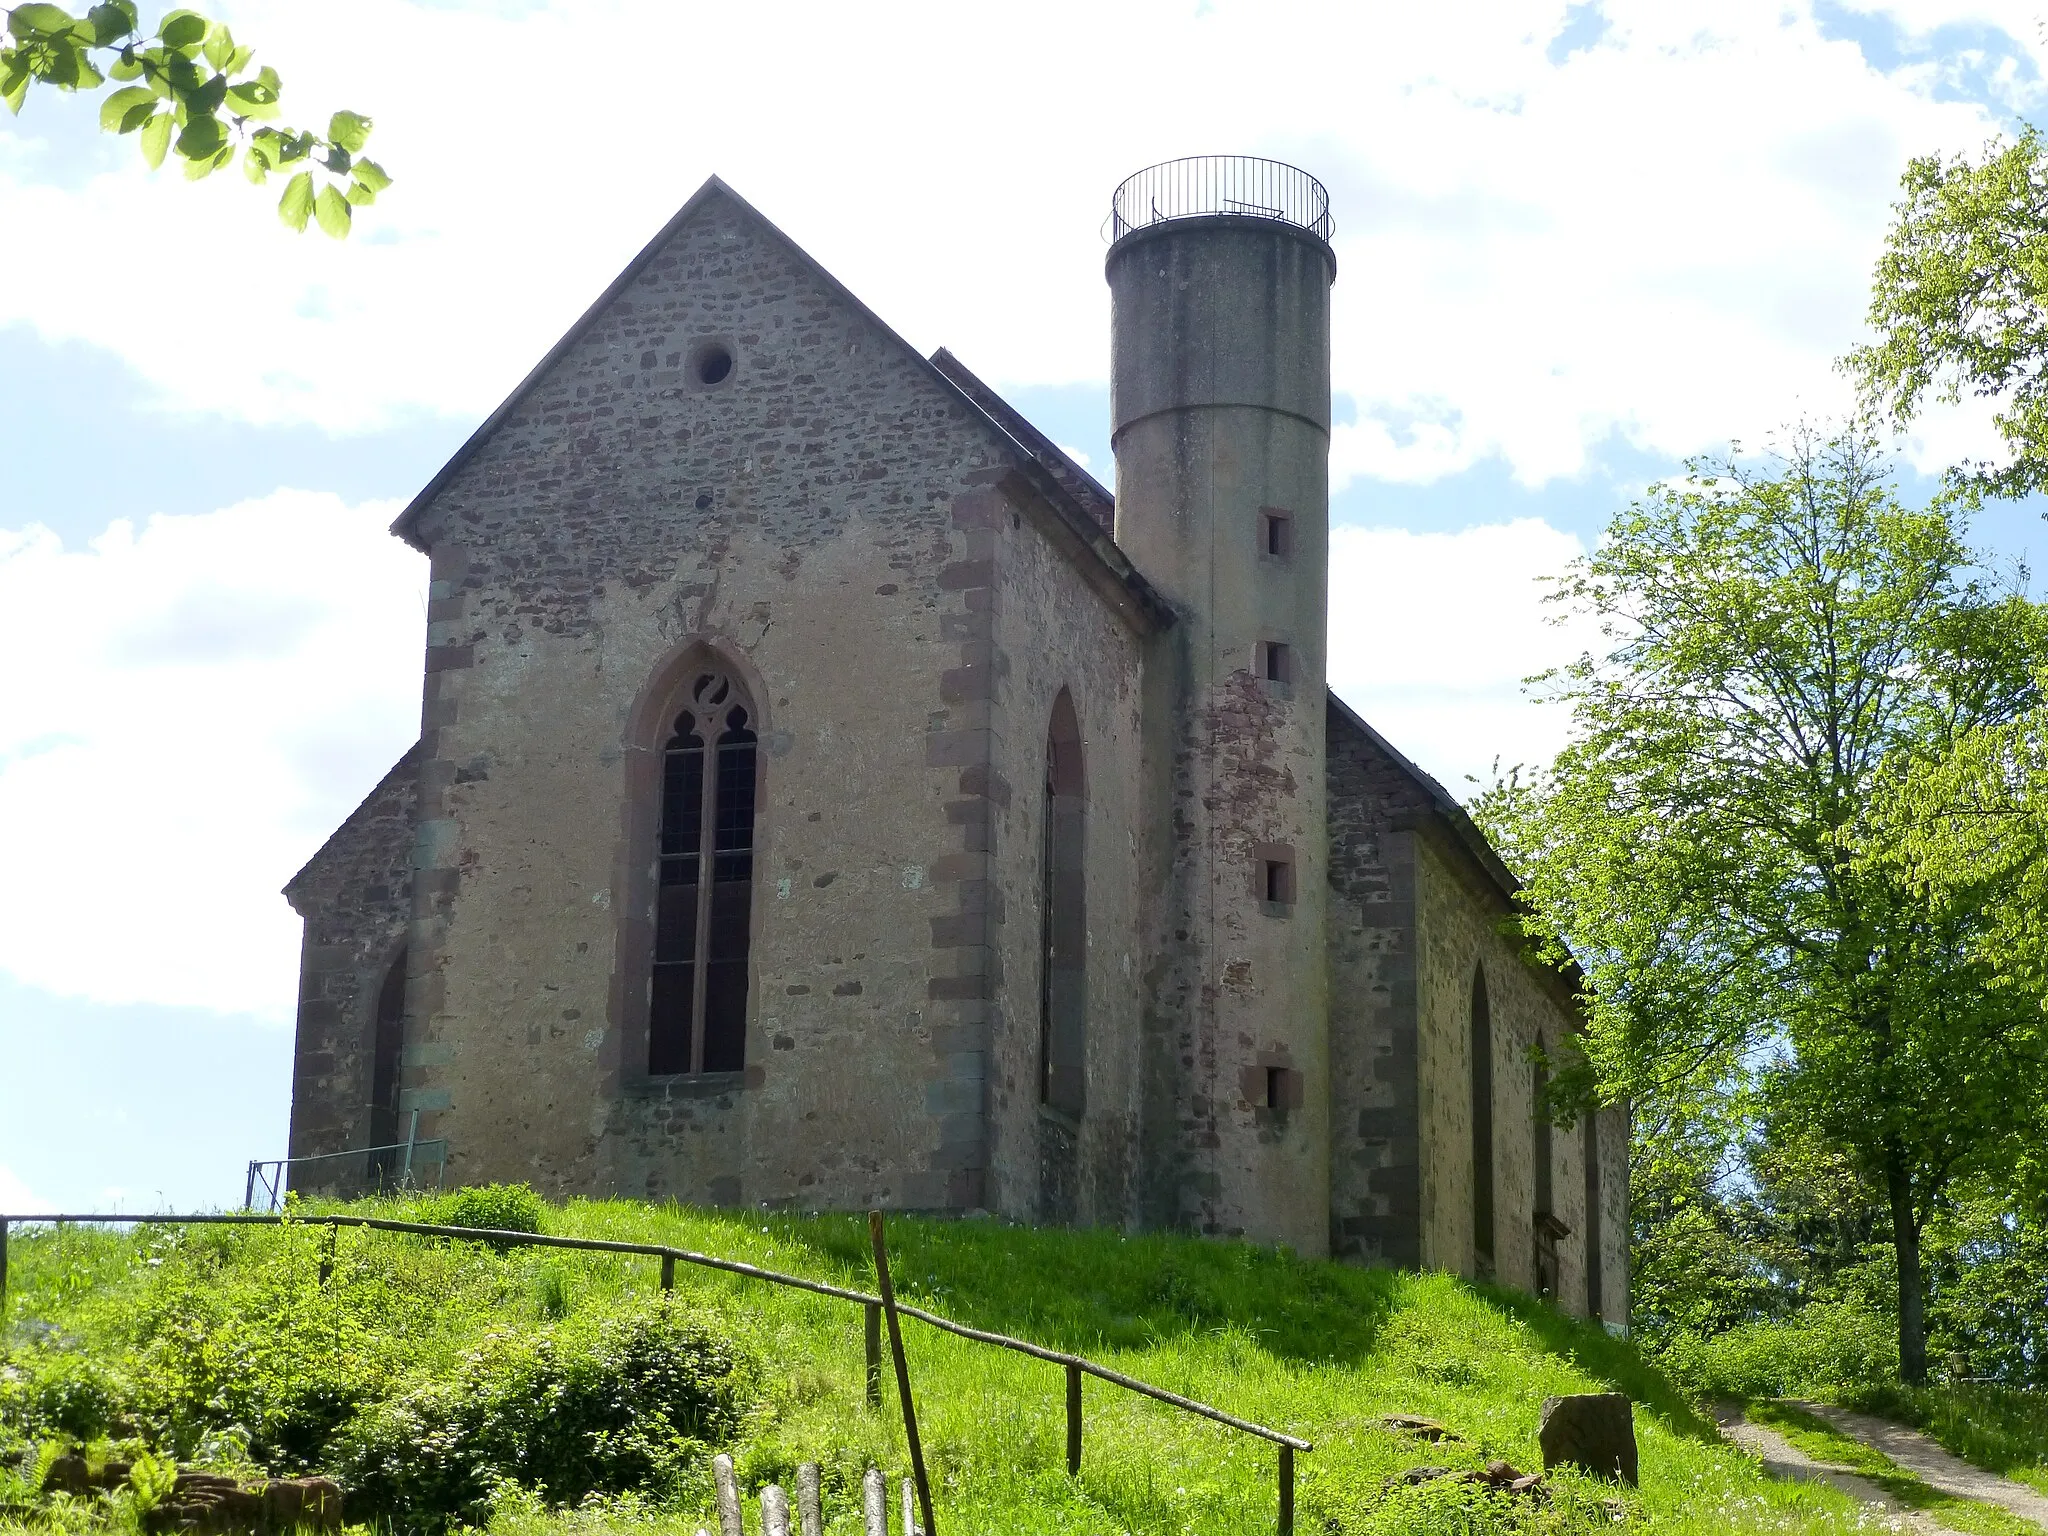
1793;1402;2048;1531
1712;1404;1956;1534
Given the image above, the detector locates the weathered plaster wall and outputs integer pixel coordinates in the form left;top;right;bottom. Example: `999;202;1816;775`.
396;186;1137;1210
985;494;1147;1229
283;746;419;1190
1412;832;1590;1307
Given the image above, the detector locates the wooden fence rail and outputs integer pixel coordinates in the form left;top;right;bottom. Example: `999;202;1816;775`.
0;1211;1310;1533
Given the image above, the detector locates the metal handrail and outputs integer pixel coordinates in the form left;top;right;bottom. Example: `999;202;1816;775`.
1109;155;1333;246
0;1210;1312;1531
244;1112;447;1211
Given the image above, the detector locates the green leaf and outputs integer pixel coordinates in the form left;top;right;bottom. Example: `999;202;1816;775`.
351;158;390;193
326;107;369;152
157;8;204;52
108;50;140;79
138;107;170;167
41;39;82;87
1;61;28;115
173;110;223;159
181;138;228;179
89;1;135;40
201;20;231;70
224;77;276;118
313;181;350;238
98;81;153;132
241;142;266;182
223;42;248;73
85;1;137;44
277;167;312;230
9;5;78;38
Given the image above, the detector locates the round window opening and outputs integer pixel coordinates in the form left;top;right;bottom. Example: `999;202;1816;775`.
694;343;734;386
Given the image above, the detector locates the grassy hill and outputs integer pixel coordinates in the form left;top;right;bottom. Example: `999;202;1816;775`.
0;1197;1890;1534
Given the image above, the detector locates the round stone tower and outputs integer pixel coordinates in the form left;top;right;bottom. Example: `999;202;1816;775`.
1108;156;1335;1255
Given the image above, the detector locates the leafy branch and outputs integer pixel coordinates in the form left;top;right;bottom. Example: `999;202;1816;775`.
1;1;388;236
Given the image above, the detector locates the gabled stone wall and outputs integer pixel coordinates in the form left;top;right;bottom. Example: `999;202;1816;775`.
283;745;419;1188
389;185;1149;1212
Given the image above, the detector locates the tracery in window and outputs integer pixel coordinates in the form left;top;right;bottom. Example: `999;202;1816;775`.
650;669;758;1075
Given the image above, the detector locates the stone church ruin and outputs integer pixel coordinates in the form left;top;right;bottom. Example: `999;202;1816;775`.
285;156;1628;1318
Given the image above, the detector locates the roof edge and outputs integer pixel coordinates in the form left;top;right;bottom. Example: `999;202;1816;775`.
283;741;422;911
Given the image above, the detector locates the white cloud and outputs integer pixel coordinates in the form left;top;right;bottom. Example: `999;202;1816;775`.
1330;519;1597;791
0;494;425;1019
0;1165;55;1214
0;0;2028;486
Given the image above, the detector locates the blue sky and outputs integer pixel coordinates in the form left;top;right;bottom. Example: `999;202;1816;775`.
4;0;2047;1212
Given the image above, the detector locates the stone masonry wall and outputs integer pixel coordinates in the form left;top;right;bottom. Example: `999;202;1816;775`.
394;184;1147;1211
283;745;419;1189
1324;706;1436;1266
1413;830;1597;1313
985;489;1147;1228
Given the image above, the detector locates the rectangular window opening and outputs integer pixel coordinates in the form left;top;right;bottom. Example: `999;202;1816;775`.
1263;641;1292;685
1261;510;1293;559
1264;857;1294;905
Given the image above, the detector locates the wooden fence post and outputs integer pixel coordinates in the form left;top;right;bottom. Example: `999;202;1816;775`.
760;1483;791;1536
868;1211;936;1536
864;1301;882;1408
795;1462;822;1536
1065;1361;1082;1476
661;1253;676;1291
712;1452;743;1536
862;1468;886;1536
1278;1444;1294;1536
318;1222;337;1287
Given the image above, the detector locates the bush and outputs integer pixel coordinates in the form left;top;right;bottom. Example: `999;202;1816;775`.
415;1183;546;1237
1657;1299;1899;1399
332;1296;753;1532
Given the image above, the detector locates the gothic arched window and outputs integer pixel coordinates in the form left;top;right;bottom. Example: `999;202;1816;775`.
1039;690;1087;1119
1471;964;1496;1275
650;668;758;1075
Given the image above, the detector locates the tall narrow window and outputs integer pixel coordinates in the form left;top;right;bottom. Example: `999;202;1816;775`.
1471;965;1495;1274
1532;1048;1561;1297
1584;1113;1605;1320
651;669;758;1075
1039;690;1087;1119
368;948;406;1183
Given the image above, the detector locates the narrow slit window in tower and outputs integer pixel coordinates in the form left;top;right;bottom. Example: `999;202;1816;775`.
1261;510;1293;559
651;669;758;1075
1262;641;1293;685
1263;856;1294;906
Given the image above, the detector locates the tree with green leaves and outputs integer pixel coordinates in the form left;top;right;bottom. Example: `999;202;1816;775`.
1475;426;2048;1382
1849;128;2048;499
2;1;387;235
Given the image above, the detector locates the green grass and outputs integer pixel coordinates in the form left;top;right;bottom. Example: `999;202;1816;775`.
0;1198;1903;1534
1745;1401;2043;1536
1841;1383;2048;1500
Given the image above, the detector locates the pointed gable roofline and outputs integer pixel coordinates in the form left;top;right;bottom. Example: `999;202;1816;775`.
386;177;1173;633
1328;689;1588;1012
